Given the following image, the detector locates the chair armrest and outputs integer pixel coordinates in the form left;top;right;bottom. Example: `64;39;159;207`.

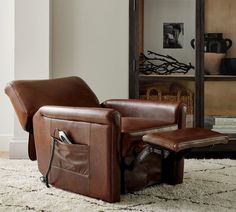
102;99;187;128
38;106;120;125
33;106;121;202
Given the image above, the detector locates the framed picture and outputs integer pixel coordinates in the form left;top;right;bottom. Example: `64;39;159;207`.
163;23;184;48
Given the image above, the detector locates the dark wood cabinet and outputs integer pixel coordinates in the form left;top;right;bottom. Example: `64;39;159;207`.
129;0;204;126
129;0;236;158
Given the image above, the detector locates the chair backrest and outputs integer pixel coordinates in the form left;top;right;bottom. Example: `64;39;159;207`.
5;76;100;133
5;76;100;160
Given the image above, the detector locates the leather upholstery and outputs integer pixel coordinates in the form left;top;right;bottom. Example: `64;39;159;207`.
102;99;187;131
102;99;186;192
5;76;187;202
5;77;100;132
102;99;180;121
5;77;99;160
33;106;121;202
120;117;177;133
142;128;228;185
143;128;228;152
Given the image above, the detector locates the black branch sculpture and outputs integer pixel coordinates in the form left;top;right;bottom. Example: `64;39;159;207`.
139;51;194;75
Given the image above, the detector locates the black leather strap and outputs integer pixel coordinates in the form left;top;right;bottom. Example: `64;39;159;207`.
40;129;59;188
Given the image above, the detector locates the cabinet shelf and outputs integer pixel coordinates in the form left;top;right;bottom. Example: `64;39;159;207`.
139;74;195;81
139;74;236;82
204;75;236;81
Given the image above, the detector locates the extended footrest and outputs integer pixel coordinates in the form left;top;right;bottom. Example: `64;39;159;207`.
142;128;228;152
142;128;228;185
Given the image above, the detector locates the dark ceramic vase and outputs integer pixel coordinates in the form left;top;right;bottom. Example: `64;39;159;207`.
191;33;232;53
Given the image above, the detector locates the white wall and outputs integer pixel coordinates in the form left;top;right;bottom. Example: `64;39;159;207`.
0;0;129;154
10;0;51;158
52;0;129;102
144;0;195;66
15;0;51;80
13;0;51;140
0;0;15;151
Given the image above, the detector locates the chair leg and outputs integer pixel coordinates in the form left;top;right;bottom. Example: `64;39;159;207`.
162;152;184;185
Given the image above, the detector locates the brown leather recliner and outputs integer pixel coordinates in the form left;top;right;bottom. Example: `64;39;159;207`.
5;76;186;202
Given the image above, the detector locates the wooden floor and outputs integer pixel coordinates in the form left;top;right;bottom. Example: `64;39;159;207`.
0;152;9;159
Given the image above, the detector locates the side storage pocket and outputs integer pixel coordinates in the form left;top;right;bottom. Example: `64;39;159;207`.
48;138;90;195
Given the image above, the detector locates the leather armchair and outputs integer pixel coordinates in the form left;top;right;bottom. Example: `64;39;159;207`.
5;76;186;202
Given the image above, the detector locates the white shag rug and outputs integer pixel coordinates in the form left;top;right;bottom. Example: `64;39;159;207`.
0;158;235;212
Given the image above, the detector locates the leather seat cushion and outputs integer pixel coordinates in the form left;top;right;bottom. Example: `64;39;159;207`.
121;117;177;134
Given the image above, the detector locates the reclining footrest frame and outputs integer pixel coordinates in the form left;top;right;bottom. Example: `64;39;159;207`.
142;128;228;185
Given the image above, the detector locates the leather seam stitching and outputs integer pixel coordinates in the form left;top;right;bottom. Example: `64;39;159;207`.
40;114;108;126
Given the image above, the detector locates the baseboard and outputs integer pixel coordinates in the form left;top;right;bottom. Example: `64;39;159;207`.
9;138;29;159
0;134;12;151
